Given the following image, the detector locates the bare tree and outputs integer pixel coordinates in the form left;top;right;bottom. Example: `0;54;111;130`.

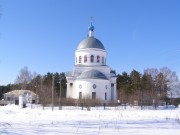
15;66;32;89
144;68;159;80
38;84;52;109
160;67;180;104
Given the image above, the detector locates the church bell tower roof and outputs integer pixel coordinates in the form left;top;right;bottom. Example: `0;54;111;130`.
76;18;105;50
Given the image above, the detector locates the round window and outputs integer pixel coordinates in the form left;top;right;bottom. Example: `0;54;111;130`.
79;84;82;89
93;84;96;89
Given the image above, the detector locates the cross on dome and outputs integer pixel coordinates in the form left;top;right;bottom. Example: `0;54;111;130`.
88;16;95;37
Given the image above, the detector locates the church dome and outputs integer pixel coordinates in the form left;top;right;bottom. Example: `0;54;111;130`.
77;69;108;80
77;37;105;50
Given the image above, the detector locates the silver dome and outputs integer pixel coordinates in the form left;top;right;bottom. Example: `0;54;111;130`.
77;69;108;80
77;37;105;50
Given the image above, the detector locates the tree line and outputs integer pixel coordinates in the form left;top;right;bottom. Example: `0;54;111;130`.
117;67;180;106
1;66;180;106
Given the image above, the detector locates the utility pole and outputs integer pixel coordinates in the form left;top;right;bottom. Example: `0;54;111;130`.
171;92;173;105
35;85;37;105
59;74;62;110
52;75;54;111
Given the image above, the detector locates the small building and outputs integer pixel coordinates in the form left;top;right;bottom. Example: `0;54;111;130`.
3;90;38;105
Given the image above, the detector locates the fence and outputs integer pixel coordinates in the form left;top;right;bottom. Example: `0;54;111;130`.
0;100;14;106
31;103;164;111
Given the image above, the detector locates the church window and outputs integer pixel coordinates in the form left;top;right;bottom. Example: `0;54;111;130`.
102;57;104;64
90;55;94;62
93;84;96;89
7;97;11;101
79;56;82;63
97;56;100;63
84;55;87;63
79;84;82;89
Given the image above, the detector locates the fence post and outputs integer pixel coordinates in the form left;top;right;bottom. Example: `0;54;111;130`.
81;103;83;110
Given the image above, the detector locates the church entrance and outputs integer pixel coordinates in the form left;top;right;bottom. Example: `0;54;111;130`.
92;92;96;100
79;92;82;100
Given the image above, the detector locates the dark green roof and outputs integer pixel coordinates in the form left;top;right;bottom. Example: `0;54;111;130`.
77;37;105;50
77;69;108;80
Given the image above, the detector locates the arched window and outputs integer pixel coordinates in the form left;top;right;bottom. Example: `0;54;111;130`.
102;57;104;64
79;56;82;63
84;55;87;63
90;55;94;63
97;56;100;63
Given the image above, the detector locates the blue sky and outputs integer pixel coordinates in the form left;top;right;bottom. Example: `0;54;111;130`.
0;0;180;85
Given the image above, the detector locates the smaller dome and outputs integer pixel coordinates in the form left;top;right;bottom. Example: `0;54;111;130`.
77;69;108;80
88;24;95;31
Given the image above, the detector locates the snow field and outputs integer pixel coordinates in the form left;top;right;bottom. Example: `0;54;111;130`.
0;105;180;135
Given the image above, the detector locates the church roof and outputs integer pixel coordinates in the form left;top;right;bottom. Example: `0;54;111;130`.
77;37;105;50
4;90;36;96
77;69;108;80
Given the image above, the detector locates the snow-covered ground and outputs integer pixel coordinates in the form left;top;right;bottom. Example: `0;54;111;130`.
0;104;180;135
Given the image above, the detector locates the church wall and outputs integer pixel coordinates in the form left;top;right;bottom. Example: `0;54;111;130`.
73;79;111;101
66;82;74;98
114;83;117;101
66;73;117;101
75;49;107;66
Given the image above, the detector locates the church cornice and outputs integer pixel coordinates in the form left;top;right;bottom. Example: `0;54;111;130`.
75;48;107;53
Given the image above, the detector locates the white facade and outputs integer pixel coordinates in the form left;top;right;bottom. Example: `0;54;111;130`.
66;23;117;102
3;90;38;105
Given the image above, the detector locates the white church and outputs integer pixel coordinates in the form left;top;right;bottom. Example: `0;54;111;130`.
66;22;117;102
